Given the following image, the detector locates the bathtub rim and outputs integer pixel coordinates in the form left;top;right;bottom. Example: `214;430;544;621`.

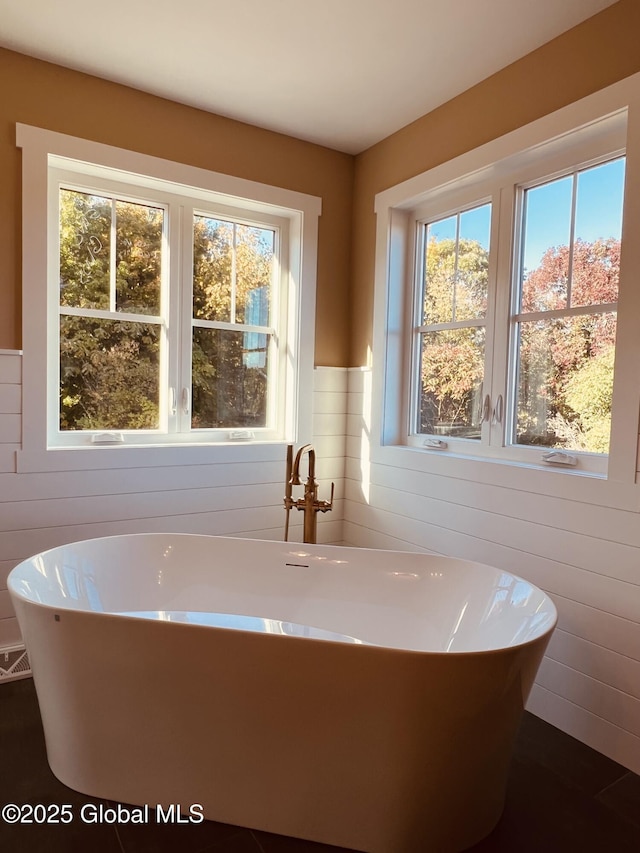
8;532;558;657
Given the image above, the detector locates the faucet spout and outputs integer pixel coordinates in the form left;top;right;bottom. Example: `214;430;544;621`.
290;444;315;485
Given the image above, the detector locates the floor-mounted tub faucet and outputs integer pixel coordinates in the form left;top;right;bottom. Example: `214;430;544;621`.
283;444;334;543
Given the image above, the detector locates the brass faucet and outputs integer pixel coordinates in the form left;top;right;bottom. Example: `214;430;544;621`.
283;444;334;543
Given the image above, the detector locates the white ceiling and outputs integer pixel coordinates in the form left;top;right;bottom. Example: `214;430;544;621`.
0;0;619;154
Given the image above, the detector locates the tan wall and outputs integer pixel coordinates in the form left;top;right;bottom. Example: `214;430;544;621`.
0;47;354;365
350;0;640;366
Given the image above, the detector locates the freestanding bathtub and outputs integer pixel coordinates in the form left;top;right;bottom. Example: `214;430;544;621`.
8;533;556;852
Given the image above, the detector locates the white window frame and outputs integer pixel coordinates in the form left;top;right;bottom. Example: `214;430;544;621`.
17;124;321;472
372;74;640;508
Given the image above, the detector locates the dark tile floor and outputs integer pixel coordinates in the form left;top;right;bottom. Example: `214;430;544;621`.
1;677;639;852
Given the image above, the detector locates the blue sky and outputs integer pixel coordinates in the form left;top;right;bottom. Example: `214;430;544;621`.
427;203;490;252
427;156;625;273
522;157;625;272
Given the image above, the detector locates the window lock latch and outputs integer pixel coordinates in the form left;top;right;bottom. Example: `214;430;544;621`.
424;438;448;450
541;450;578;467
90;432;125;445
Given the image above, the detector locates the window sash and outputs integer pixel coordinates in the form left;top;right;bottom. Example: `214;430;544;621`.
506;157;625;462
409;195;498;447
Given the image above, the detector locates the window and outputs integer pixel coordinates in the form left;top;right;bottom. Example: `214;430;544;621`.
408;154;624;475
56;178;284;442
374;89;640;490
18;124;320;459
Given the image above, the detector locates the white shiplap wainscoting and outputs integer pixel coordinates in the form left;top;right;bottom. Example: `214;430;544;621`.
344;366;640;776
0;356;347;655
0;350;22;652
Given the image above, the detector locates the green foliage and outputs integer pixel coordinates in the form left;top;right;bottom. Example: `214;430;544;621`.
114;201;163;315
59;317;160;430
59;190;111;309
59;191;162;430
191;218;273;428
419;238;487;434
59;190;273;432
423;237;488;324
565;345;615;420
556;345;615;453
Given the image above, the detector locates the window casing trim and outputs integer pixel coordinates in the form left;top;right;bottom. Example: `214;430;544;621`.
18;124;321;469
372;73;640;506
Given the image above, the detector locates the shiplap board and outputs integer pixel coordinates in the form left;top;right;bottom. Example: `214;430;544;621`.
0;415;20;444
0;448;16;473
240;518;343;546
0;354;21;385
0;561;18;590
535;660;640;741
346;412;371;437
546;628;640;701
0;463;286;503
0;458;345;504
313;391;348;413
305;434;344;463
550;593;640;661
346;368;367;392
527;684;640;776
342;520;434;553
0;385;20;414
313;412;348;437
313;367;348;393
0;481;293;532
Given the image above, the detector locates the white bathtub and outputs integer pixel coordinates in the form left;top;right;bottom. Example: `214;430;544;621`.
8;533;556;853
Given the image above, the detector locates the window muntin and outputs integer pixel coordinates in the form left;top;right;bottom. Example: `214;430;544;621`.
414;202;491;439
511;157;625;454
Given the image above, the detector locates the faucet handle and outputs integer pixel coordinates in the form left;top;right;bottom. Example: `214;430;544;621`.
318;481;335;513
